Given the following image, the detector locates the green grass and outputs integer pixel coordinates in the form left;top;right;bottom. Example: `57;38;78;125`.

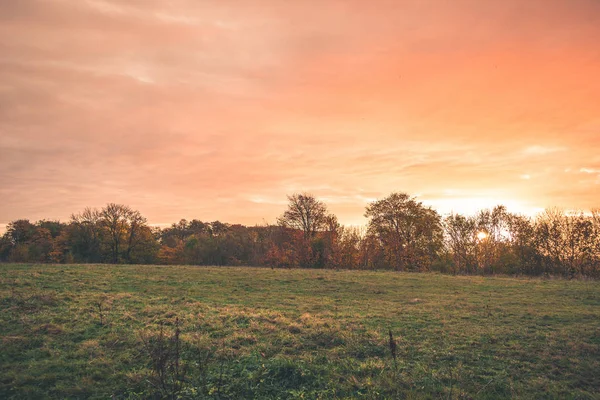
1;264;599;399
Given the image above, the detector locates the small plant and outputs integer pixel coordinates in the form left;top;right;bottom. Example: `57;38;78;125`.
215;338;227;399
388;328;398;370
90;295;112;326
9;278;19;301
95;300;105;326
192;335;213;395
485;294;492;318
448;365;455;400
139;318;187;399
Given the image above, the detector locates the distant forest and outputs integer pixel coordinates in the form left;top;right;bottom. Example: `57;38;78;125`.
1;192;599;278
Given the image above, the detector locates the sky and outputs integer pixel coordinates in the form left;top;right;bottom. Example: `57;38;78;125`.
1;0;600;231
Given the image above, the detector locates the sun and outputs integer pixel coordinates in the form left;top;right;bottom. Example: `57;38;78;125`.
477;231;488;240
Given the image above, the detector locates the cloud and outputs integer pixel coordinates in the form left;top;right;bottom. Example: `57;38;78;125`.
1;0;600;226
523;145;568;155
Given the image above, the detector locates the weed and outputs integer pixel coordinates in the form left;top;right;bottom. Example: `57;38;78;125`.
138;318;187;399
388;328;398;371
95;300;105;326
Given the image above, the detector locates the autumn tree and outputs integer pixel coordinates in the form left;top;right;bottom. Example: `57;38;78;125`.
442;206;514;274
277;193;330;240
100;204;126;263
474;206;512;274
276;193;339;268
505;213;540;275
0;234;11;261
5;219;37;246
443;213;478;274
27;227;53;262
99;203;151;263
328;225;362;269
589;209;600;277
3;192;600;277
0;219;69;263
160;219;190;247
365;192;443;271
2;220;36;261
69;207;103;263
534;209;598;277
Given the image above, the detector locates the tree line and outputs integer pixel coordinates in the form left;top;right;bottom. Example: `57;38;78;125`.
1;193;599;278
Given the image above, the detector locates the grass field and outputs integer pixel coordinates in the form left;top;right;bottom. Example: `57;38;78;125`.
1;264;599;399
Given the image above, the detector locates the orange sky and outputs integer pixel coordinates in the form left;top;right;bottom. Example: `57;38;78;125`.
1;0;600;230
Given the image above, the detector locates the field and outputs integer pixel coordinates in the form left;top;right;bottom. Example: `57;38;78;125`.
1;264;599;399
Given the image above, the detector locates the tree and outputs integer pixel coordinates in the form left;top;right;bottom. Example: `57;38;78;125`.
329;225;362;270
101;204;129;263
0;234;12;261
1;220;36;262
474;206;513;274
365;192;443;271
5;219;36;245
443;213;478;274
277;193;337;268
442;206;515;275
506;213;540;275
160;219;190;247
70;207;103;263
534;209;597;277
127;226;160;264
99;203;150;263
37;220;66;238
277;193;329;240
124;209;147;263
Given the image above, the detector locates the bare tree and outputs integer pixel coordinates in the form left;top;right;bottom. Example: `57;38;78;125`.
443;213;478;274
535;208;597;277
70;207;103;262
277;193;330;240
100;203;147;263
125;209;147;263
475;206;511;274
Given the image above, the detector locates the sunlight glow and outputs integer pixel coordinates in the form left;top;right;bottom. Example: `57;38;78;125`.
1;1;599;227
477;231;488;241
422;197;542;217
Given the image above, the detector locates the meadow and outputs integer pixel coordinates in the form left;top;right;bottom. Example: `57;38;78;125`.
1;264;599;399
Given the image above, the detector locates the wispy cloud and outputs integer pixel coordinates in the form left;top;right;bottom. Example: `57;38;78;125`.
85;0;127;15
1;0;600;225
523;145;568;155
